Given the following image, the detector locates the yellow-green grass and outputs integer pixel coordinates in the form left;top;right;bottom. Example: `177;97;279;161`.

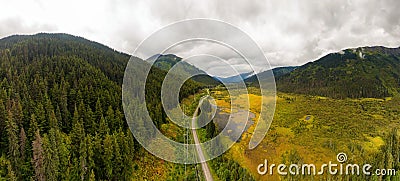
211;90;400;180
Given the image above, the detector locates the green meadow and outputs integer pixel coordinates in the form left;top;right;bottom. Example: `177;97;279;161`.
211;89;400;180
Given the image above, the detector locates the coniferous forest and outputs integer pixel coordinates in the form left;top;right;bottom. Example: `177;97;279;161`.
276;47;400;99
0;33;206;180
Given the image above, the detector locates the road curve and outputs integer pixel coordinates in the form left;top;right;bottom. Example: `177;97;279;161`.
192;98;214;181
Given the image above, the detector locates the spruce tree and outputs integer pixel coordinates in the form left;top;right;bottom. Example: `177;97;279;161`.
103;134;113;180
32;131;45;181
5;110;20;178
19;128;27;161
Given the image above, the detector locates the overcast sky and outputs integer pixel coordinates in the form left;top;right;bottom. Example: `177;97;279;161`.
1;0;400;76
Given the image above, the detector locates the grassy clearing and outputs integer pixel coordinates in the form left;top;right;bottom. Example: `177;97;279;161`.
211;90;400;180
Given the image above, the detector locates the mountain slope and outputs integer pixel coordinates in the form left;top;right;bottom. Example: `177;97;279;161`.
245;66;298;84
149;54;221;86
215;72;254;83
0;33;204;180
0;33;134;180
277;46;400;98
0;33;129;84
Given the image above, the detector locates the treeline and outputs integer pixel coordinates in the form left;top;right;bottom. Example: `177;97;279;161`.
368;128;400;181
210;156;255;181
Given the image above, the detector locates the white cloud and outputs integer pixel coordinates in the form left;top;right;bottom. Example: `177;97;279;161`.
1;0;399;76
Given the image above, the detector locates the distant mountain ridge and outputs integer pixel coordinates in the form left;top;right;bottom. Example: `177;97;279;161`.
148;54;221;86
6;33;399;99
215;72;254;83
245;66;298;84
276;46;400;98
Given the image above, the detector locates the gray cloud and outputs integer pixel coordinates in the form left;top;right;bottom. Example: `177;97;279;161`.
1;0;400;76
0;16;57;37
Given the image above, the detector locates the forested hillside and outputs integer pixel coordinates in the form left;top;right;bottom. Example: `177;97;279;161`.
150;54;221;86
277;46;400;98
0;33;203;180
245;66;298;86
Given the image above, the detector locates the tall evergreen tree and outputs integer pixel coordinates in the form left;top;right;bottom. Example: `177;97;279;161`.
98;115;109;137
35;103;46;133
92;134;104;179
84;105;95;134
57;132;71;181
32;131;45;181
5;110;20;178
0;99;6;152
105;105;115;131
49;110;59;130
43;132;59;181
103;134;113;180
94;98;103;122
27;114;39;147
19;128;27;161
78;135;88;181
85;135;95;181
70;118;85;159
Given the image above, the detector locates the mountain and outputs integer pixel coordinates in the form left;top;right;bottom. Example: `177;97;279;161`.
215;71;254;83
245;66;298;84
277;46;400;98
0;33;205;180
0;33;130;84
148;54;221;86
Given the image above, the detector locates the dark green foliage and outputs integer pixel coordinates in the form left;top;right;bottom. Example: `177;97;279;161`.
277;47;400;98
211;156;255;181
0;33;173;180
32;131;45;181
368;129;400;181
0;33;245;180
5;110;21;178
0;33;129;84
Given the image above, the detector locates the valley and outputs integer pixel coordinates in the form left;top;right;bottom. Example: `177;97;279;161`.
0;33;400;181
